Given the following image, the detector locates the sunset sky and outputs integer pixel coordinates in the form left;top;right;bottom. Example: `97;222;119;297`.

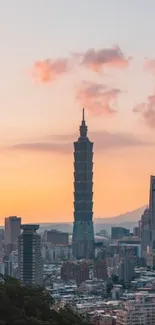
1;0;155;224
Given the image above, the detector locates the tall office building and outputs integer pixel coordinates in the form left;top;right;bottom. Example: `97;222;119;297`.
4;216;21;246
61;261;89;286
140;207;150;258
18;225;43;286
118;251;135;284
72;109;94;259
111;227;130;240
94;260;108;281
3;255;13;278
149;175;155;246
43;229;69;246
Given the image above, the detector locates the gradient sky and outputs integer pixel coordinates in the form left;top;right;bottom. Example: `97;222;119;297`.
1;0;155;224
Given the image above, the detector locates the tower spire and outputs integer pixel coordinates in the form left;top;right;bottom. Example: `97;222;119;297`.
80;108;87;138
82;108;85;121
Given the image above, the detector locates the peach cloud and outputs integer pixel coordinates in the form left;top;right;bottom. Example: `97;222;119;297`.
144;59;155;74
32;45;131;84
33;58;69;83
9;131;152;154
79;46;131;72
76;81;121;115
133;94;155;128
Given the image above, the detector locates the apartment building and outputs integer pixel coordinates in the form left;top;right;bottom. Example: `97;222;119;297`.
117;293;155;325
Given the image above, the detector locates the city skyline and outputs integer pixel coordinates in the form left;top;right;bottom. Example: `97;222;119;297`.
1;1;155;223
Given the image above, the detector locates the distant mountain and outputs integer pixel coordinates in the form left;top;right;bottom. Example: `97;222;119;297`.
38;206;147;234
95;205;147;224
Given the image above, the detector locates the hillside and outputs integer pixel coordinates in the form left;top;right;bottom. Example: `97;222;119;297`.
94;205;146;224
38;206;147;234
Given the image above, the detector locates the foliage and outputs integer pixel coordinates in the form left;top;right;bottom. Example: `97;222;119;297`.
0;278;92;325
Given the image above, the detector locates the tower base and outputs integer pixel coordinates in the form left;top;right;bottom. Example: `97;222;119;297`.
72;220;95;259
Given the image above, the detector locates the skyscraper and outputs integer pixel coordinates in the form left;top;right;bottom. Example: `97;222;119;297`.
3;255;13;278
111;227;130;240
149;175;155;247
61;261;89;286
4;216;21;246
43;229;69;246
118;251;135;284
140;207;150;258
18;224;43;286
72;109;94;259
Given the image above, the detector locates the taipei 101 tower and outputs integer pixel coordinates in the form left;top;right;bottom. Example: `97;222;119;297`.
72;109;95;259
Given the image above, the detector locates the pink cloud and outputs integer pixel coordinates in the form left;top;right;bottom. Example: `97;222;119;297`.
33;58;69;83
80;46;131;72
144;59;155;74
133;94;155;128
76;81;121;116
32;46;130;83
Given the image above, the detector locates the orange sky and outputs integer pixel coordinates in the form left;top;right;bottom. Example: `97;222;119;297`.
1;1;155;224
0;142;153;224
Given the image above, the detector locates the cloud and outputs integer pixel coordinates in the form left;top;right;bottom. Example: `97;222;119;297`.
76;81;121;115
92;131;148;150
137;59;155;128
133;94;155;129
144;59;155;74
33;58;69;83
9;131;151;155
79;45;131;72
50;131;151;150
11;142;71;154
32;45;130;84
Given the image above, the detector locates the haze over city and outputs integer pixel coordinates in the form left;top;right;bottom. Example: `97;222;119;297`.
1;0;155;223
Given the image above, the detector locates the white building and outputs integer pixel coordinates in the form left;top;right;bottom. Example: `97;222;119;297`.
117;293;155;325
42;245;72;262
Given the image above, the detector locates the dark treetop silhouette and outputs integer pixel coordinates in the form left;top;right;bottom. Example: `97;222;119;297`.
0;276;91;325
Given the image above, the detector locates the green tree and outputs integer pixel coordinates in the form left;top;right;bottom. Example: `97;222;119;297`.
0;278;91;325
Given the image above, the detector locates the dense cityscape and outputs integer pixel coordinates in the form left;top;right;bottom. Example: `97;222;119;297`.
0;110;155;324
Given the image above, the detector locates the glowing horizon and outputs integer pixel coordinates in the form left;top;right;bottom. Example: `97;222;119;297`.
0;1;155;224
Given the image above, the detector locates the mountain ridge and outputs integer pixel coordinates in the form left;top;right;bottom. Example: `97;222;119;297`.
37;206;147;233
94;205;147;224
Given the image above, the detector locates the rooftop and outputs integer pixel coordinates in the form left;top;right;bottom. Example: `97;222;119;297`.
21;224;39;231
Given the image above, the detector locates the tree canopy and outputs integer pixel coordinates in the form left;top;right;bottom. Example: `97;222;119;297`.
0;278;91;325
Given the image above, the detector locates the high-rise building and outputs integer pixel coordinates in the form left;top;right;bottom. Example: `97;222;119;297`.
140;207;150;258
72;109;94;259
118;248;135;284
43;229;69;246
4;216;21;246
149;175;155;247
0;229;4;245
94;260;108;281
3;255;13;278
61;261;89;286
133;226;140;237
111;227;130;240
18;224;43;286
